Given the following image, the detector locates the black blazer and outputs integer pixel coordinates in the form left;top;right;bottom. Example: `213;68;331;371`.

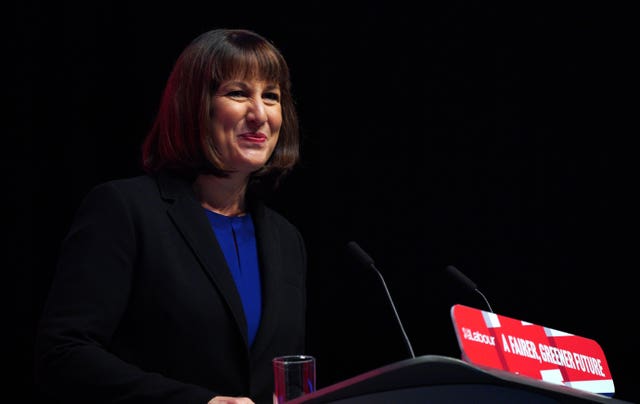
35;173;307;404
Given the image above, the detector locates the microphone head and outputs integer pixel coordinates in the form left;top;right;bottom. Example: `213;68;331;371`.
346;241;375;268
446;265;478;291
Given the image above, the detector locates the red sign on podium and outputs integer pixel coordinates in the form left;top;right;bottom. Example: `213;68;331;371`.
450;304;614;397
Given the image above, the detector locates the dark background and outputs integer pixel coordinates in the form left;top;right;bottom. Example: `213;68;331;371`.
10;1;636;403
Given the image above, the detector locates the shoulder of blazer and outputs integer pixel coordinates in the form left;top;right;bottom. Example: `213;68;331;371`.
250;198;300;234
82;173;194;211
155;172;195;202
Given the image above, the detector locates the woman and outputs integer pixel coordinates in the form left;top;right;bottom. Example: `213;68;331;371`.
34;28;307;404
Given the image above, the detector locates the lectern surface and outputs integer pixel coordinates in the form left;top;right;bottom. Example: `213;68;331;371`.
290;355;632;404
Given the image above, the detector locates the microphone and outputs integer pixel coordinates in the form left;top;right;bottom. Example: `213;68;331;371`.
346;241;416;359
445;265;494;313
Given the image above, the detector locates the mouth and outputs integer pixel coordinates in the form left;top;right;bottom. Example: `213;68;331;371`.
238;133;267;143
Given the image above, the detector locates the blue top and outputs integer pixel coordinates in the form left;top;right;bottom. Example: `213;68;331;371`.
204;209;262;347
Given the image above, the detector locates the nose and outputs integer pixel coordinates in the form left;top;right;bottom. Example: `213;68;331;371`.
246;99;268;127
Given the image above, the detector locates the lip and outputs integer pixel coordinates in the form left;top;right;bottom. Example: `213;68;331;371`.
238;132;267;143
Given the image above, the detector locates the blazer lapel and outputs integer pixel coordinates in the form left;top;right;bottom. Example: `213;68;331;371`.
157;173;249;347
250;201;282;358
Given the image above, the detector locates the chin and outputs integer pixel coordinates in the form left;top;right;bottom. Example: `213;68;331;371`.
236;160;269;174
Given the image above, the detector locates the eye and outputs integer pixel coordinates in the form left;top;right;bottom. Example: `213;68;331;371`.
263;91;280;104
226;90;247;98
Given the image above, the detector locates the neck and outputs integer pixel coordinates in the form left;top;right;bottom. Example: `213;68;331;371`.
193;174;248;217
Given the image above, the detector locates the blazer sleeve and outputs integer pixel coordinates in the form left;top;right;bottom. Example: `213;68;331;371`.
34;181;216;404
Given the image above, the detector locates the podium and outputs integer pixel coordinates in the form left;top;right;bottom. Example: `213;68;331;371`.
290;355;632;403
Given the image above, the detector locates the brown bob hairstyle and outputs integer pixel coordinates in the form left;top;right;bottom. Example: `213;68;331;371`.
142;28;300;187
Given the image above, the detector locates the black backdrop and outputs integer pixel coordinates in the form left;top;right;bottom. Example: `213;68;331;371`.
11;1;636;403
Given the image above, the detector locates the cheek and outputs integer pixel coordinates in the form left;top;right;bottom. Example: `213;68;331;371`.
268;109;283;132
211;99;244;127
216;108;244;130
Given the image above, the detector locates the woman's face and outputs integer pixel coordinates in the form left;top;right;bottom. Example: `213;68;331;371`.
210;78;282;175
